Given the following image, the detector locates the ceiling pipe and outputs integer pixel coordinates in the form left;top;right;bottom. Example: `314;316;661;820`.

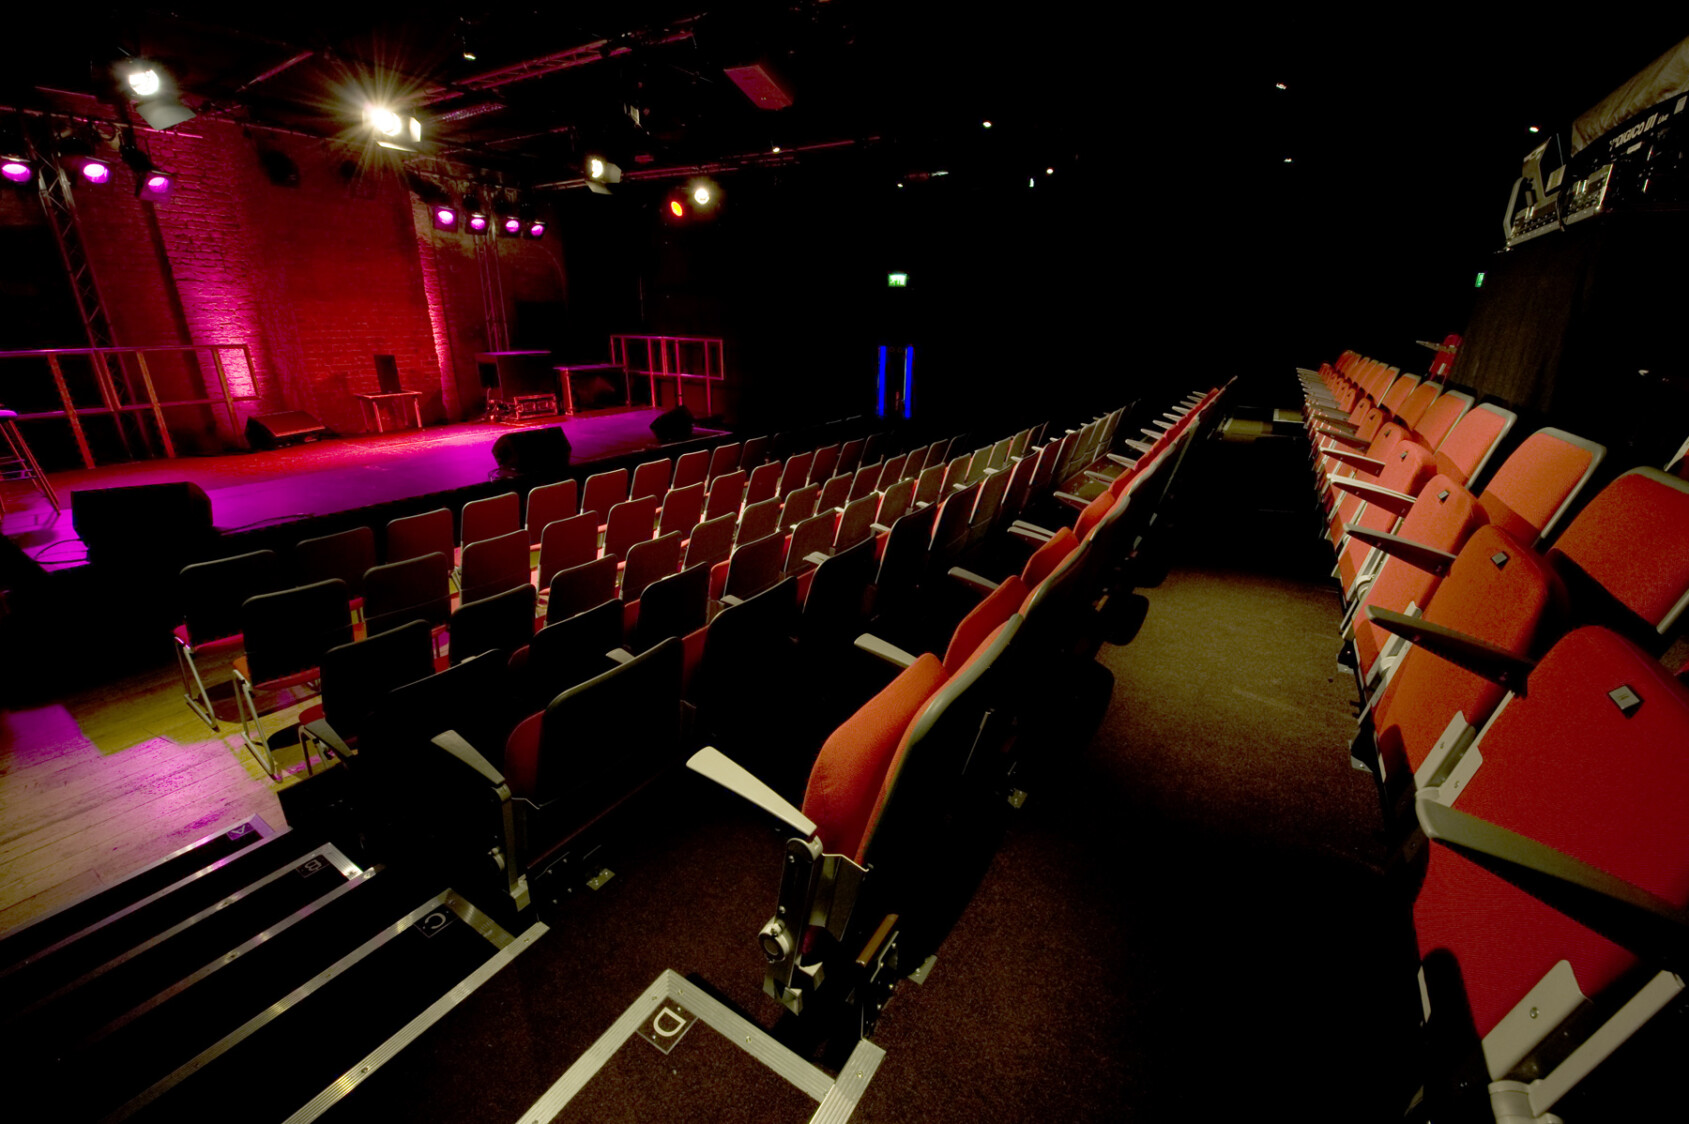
421;17;703;104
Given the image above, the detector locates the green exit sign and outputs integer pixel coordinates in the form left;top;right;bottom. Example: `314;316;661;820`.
1474;272;1486;288
887;272;908;288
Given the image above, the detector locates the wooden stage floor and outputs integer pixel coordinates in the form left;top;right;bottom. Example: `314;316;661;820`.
1;408;721;571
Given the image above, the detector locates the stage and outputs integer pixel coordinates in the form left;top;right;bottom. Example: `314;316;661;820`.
1;407;726;572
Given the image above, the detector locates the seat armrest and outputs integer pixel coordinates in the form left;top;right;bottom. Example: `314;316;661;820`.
1124;439;1154;454
1364;606;1536;690
301;718;354;762
804;551;831;566
1084;469;1117;484
1008;520;1055;543
870;522;892;535
948;566;1001;595
1329;478;1416;518
607;647;636;665
1315;428;1370;449
854;632;919;669
687;747;817;837
430;730;508;788
1323;448;1384;473
1107;452;1138;469
1053;490;1088;510
1345;528;1457;576
1417;793;1689;970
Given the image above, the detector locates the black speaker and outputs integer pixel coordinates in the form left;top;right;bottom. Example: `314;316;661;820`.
246;410;328;450
492;426;571;476
72;482;216;569
649;405;695;443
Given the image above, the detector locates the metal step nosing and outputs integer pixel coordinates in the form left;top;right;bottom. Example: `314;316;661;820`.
281;919;548;1124
101;889;458;1124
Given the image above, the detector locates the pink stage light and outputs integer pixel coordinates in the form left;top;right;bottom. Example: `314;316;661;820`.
468;213;489;233
436;207;456;226
502;216;521;235
2;160;31;183
81;160;112;184
146;174;170;191
526;220;545;238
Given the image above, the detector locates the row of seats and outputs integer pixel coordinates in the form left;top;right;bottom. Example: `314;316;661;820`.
1298;351;1689;1123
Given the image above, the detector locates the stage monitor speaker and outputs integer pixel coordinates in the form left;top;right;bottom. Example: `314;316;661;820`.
246;411;328;450
650;405;694;443
72;482;216;570
492;426;571;476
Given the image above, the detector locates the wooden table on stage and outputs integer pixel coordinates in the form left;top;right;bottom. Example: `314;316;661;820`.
354;391;423;433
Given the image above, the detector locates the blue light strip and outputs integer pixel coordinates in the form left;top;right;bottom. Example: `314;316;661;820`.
902;346;914;419
877;346;887;418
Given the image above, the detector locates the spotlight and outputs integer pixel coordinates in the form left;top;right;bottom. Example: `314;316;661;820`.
588;156;605;180
432;205;459;230
669;198;685;219
524;219;546;239
982;120;992;128
1;157;33;186
467;211;490;233
367;106;404;137
693;186;710;205
81;159;112;184
686;177;720;213
116;59;195;130
500;215;522;237
122;145;173;201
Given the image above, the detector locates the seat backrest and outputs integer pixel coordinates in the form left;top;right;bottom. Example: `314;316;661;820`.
459;528;532;605
362;551;451;636
781;483;821;531
817;473;852;514
942;577;1026;675
1000;449;1039;524
524;479;578;543
523;636;684;807
461;491;520;548
737;497;783;545
180;549;281;645
799;536;877;653
241;578;353;684
929;483;977;569
1433;403;1516;486
835;437;865;476
693;577;800;732
809;443;840;486
370;650;513;774
448;581;536;665
745;462;781;507
603;495;659;561
939;454;970;496
724;532;785;601
967;463;1012;543
706;441;741;482
630;458;672;502
1545;466;1689;639
386;508;452;564
672;449;709;491
862;432;887;466
834;494;880;552
545;555;620;623
1414;626;1689;1047
848;464;882;502
801;652;949;862
913;464;945;509
740;435;770;471
621;531;683;602
319;619;436;741
537;512;599;590
1476;428;1606;547
706;465;748;519
684;513;737;570
1412;390;1473;451
787;512;836;574
987;437;1012;472
1393;380;1440;433
632;562;710;652
859;616;1022;868
923;439;950;472
873;506;935;622
876;453;909;492
580;468;629;527
294;526;375;599
1371;526;1558;781
522;598;625;711
877;476;916;527
657;481;706;541
778;451;814;499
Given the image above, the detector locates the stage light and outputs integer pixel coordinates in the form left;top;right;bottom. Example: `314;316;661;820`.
2;158;32;185
122;145;173;200
467;211;489;233
982;120;992;128
501;215;522;236
117;59;196;130
1045;167;1053;175
588;157;605;180
525;219;546;239
1528;125;1541;134
432;205;459;230
367;106;404;137
693;185;710;206
81;159;112;184
1275;82;1288;90
669;199;685;218
771;146;781;154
